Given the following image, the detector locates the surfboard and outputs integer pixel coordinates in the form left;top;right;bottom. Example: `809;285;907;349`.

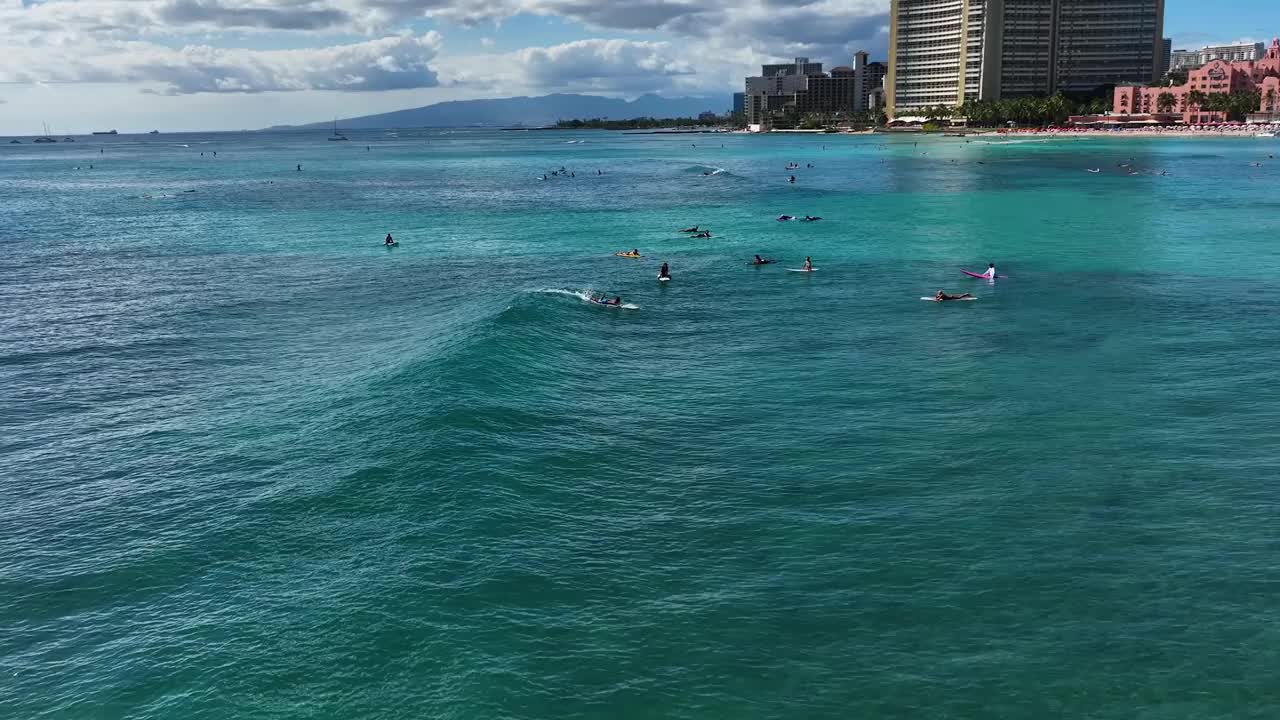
787;268;818;272
615;253;642;258
658;276;670;282
921;297;977;302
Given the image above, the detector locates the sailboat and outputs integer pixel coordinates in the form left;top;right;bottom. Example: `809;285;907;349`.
328;118;348;141
33;122;57;143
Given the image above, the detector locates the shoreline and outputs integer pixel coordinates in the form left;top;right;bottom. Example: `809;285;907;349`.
971;127;1278;139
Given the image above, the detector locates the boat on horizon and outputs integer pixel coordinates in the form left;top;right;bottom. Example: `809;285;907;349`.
92;129;118;135
149;130;160;134
328;118;349;141
33;122;58;143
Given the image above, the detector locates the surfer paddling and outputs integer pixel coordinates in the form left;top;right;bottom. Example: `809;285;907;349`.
934;290;974;302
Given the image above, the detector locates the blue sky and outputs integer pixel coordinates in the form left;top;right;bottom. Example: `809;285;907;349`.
0;0;1274;134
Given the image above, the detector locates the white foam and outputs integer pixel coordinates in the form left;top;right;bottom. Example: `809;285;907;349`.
534;288;639;310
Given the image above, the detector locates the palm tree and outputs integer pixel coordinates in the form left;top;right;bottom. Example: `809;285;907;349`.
1156;92;1176;114
1187;90;1208;112
1044;93;1070;124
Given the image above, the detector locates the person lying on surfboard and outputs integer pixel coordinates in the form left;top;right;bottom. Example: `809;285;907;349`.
751;255;775;265
934;290;974;301
593;294;622;306
680;226;699;233
693;231;712;238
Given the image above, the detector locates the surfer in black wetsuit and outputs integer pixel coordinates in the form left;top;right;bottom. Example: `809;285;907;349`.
752;255;773;266
659;262;670;280
934;290;974;301
385;233;395;246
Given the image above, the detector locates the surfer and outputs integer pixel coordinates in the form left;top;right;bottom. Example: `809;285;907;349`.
594;294;622;306
803;257;813;271
693;231;712;239
385;233;395;246
802;215;822;222
789;175;796;184
296;164;302;172
752;255;774;266
658;262;670;280
934;290;974;301
680;226;700;233
983;263;997;279
777;215;794;221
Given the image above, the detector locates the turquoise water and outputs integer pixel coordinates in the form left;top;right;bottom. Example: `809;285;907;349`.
3;130;1280;718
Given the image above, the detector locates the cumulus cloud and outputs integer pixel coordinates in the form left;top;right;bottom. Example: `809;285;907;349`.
0;0;887;48
0;0;889;98
434;37;768;97
156;0;353;31
515;39;693;90
0;32;442;94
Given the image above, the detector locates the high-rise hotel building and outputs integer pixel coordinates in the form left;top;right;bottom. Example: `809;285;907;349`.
886;0;1165;117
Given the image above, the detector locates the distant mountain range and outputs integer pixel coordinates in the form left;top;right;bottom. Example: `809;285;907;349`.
275;93;730;130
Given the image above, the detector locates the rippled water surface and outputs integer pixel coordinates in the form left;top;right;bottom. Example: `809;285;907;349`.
2;130;1279;719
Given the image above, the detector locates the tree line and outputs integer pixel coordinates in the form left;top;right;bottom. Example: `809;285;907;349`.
555;116;727;130
917;90;1265;126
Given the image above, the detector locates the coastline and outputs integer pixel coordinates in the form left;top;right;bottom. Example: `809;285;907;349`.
732;127;1278;139
974;127;1278;139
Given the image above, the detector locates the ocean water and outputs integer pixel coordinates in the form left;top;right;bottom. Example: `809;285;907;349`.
2;129;1279;719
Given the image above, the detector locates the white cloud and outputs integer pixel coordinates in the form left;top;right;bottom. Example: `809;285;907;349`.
433;37;771;98
0;0;890;104
0;0;888;50
0;32;442;94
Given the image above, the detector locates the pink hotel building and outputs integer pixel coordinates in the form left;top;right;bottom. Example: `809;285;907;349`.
1112;38;1280;123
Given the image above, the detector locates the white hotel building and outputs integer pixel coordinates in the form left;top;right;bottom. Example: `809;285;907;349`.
887;0;1165;117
